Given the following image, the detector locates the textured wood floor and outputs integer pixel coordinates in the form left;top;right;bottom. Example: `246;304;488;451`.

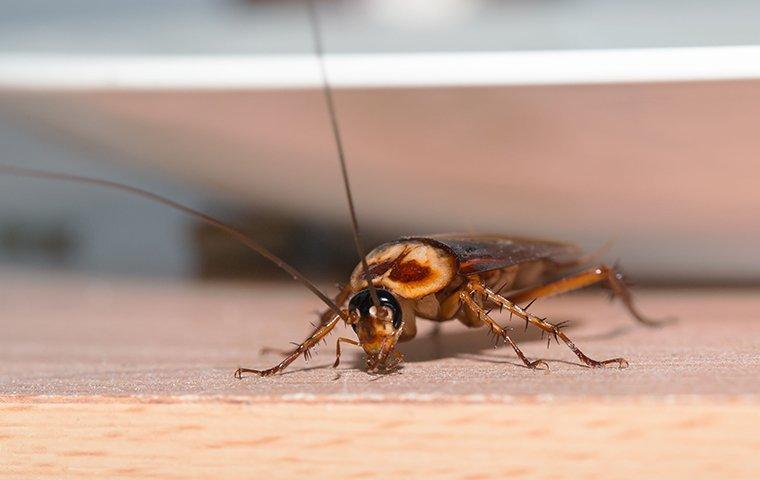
1;273;758;479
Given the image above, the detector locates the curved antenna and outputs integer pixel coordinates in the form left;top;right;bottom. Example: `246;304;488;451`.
0;164;347;321
306;0;382;310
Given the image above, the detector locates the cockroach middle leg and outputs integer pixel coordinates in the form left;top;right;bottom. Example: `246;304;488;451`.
469;280;628;369
235;314;343;378
509;264;673;327
459;290;549;370
332;337;360;368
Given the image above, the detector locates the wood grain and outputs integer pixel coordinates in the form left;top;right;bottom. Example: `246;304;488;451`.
0;274;758;478
1;399;756;480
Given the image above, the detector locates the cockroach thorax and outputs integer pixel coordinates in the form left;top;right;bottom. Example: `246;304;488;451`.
349;240;458;299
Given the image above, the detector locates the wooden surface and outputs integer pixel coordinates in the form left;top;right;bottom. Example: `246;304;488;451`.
2;400;756;480
1;273;758;479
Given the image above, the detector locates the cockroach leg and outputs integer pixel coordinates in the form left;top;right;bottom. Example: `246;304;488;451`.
508;264;674;327
604;265;676;326
234;314;342;378
307;284;353;339
469;280;628;369
459;291;549;370
258;284;353;358
333;337;360;368
319;284;354;325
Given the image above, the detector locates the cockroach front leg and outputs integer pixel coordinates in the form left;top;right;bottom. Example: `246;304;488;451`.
469;280;628;369
318;284;353;326
460;290;549;370
235;314;342;378
333;337;360;368
509;264;673;327
259;284;353;358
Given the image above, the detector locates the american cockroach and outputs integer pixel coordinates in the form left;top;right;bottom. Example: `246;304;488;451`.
0;1;670;377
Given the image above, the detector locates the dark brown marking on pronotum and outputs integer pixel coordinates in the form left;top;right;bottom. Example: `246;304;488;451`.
365;260;396;279
388;259;431;283
0;0;674;378
363;247;414;280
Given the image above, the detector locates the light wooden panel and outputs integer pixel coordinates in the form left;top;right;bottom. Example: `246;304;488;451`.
2;399;756;480
0;275;759;478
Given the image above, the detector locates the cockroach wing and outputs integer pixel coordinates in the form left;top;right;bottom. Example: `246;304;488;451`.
412;234;581;275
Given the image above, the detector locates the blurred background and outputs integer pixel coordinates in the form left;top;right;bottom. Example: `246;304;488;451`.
1;0;759;285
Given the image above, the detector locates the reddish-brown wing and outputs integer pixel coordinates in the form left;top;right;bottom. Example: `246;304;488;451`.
407;234;581;275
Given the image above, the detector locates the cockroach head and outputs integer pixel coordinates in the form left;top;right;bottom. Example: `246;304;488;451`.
348;288;402;328
347;288;404;372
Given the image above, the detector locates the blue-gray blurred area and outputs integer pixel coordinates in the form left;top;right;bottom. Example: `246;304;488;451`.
0;109;361;280
1;0;760;54
0;113;207;277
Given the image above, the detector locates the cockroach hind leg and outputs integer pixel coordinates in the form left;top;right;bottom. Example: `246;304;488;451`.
508;264;675;328
607;266;677;327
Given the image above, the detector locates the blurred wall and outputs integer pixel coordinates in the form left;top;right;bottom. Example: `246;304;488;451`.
0;112;203;277
2;82;759;284
1;0;759;284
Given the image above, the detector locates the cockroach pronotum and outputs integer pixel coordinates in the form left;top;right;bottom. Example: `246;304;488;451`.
0;1;671;377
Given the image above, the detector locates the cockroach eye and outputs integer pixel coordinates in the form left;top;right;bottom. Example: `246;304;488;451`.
348;288;403;329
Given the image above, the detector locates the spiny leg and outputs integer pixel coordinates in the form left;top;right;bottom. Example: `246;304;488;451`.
508;264;673;327
319;284;354;325
300;283;354;339
259;284;353;357
459;290;549;370
235;314;342;378
469;280;628;369
332;337;360;368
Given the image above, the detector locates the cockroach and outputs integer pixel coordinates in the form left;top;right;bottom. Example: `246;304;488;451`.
0;1;670;377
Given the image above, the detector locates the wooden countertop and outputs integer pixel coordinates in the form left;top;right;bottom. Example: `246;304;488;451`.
1;273;758;479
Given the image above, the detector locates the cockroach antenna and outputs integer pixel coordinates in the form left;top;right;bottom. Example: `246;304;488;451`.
0;165;348;323
0;3;670;378
306;0;383;312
